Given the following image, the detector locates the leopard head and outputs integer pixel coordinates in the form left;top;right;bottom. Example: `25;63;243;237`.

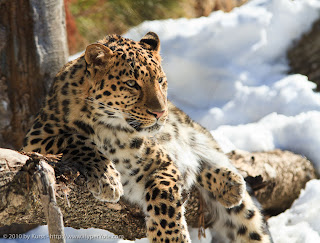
84;32;168;134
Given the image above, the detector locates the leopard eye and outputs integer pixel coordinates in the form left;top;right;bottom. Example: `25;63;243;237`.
158;77;163;84
126;80;137;87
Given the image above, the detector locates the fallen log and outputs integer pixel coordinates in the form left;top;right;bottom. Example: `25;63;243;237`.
0;148;317;240
229;149;317;215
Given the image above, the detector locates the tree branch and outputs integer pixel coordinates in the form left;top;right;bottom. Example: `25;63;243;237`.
0;148;316;240
31;155;65;243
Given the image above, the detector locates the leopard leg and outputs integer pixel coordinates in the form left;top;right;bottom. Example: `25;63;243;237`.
196;163;245;208
60;134;123;202
22;132;123;202
200;187;273;243
144;162;191;243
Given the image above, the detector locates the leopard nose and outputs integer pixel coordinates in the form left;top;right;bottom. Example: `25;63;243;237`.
147;110;165;119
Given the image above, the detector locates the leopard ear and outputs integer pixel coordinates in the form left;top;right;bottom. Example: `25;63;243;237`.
85;43;113;67
139;32;160;53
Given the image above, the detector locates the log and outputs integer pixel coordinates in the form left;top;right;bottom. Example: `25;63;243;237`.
0;148;316;240
229;149;317;215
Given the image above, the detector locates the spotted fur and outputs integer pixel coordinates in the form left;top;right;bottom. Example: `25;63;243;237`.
22;32;272;243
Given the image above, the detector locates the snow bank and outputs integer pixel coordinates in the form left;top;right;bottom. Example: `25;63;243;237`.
213;111;320;171
268;180;320;243
126;0;320;173
202;75;320;129
126;0;320;111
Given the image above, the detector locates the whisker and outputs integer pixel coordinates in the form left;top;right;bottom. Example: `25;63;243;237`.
84;97;131;117
84;96;145;130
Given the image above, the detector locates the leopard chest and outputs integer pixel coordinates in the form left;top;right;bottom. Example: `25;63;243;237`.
91;127;147;201
90;122;205;203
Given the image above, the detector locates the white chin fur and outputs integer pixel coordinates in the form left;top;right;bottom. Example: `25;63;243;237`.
139;123;164;136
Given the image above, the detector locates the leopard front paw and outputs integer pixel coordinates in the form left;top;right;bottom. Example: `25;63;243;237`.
86;166;123;203
215;168;245;208
198;167;246;208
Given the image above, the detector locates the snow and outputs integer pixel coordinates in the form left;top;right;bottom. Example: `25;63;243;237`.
3;0;320;242
268;180;320;243
125;0;320;173
213;111;320;170
126;0;320;111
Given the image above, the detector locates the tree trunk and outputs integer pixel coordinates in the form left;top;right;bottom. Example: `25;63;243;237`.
0;148;316;240
287;18;320;91
0;0;68;149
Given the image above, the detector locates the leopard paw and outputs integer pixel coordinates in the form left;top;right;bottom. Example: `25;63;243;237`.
86;165;123;203
216;168;245;208
198;167;245;208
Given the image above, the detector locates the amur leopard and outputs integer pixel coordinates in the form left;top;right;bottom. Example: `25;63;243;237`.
22;32;272;243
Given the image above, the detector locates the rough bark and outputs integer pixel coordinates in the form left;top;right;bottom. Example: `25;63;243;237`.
0;0;68;149
287;18;320;91
0;148;316;240
32;154;66;243
229;149;317;215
